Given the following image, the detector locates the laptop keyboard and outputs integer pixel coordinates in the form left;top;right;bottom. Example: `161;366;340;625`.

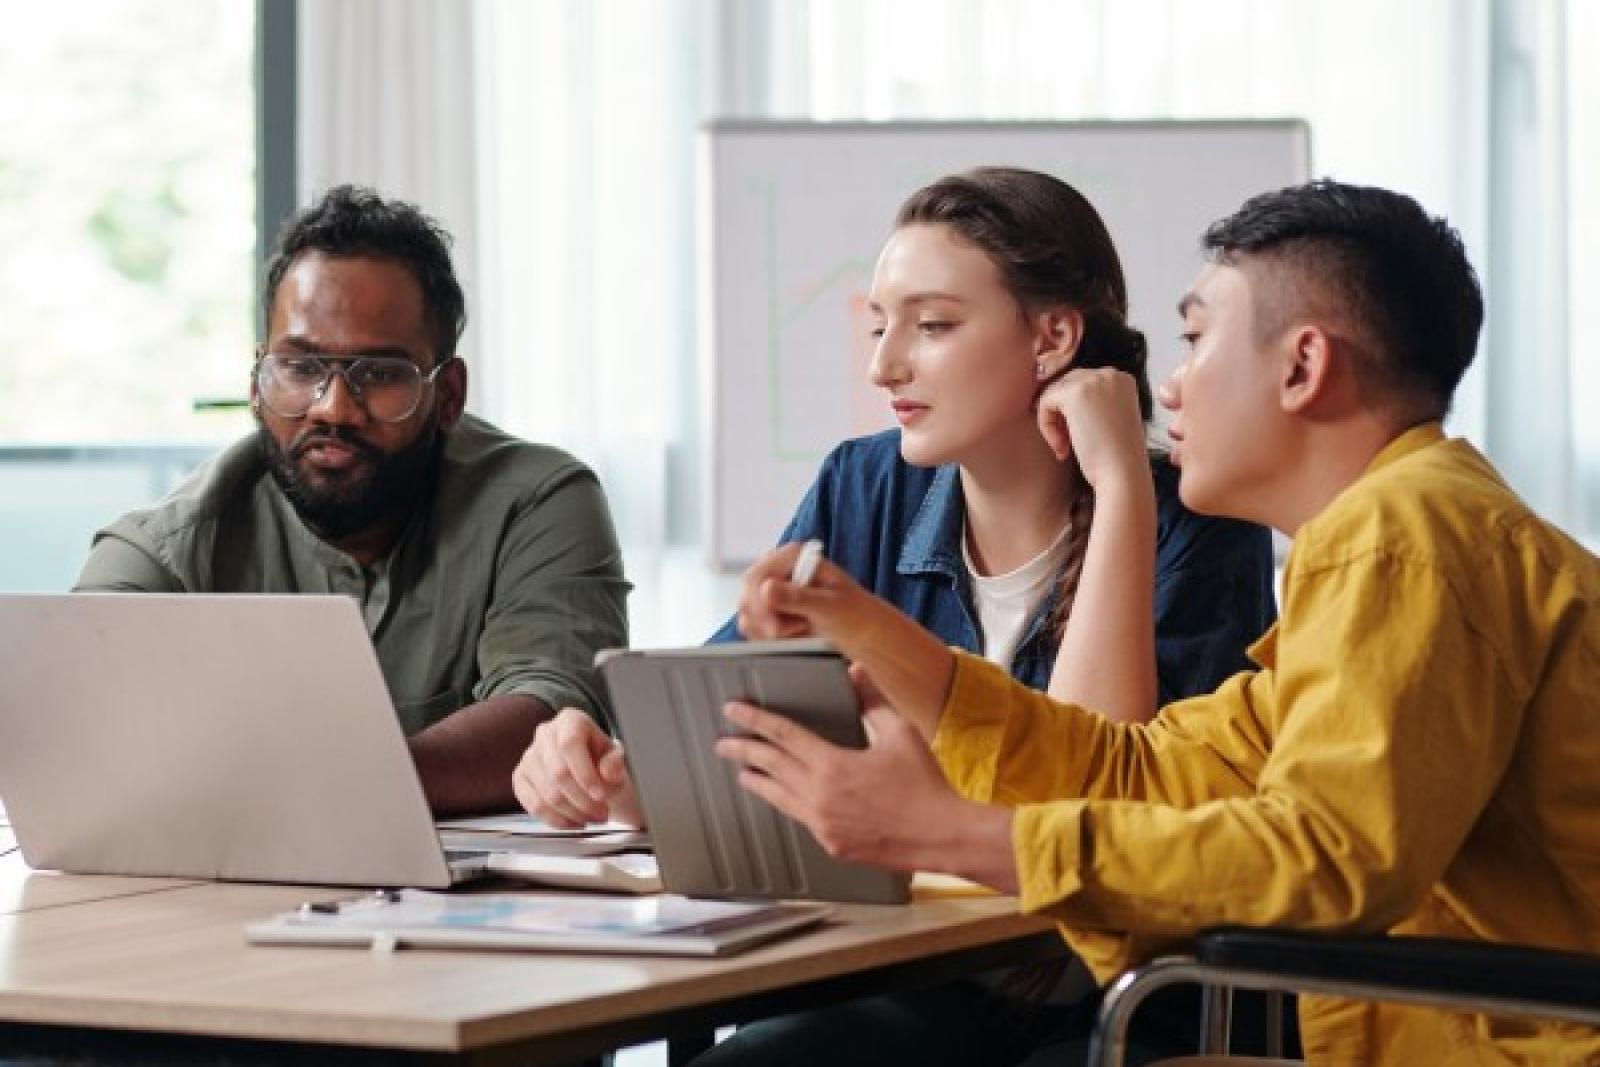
444;849;492;862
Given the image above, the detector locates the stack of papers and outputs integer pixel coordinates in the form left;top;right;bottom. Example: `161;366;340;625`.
247;888;830;957
436;814;649;858
436;814;660;892
436;814;642;837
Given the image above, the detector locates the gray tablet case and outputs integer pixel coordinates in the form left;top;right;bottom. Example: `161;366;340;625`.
599;640;910;905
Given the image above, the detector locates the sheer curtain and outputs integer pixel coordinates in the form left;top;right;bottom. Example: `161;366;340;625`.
734;0;1491;417
294;0;1593;647
470;0;736;646
731;0;1591;546
1571;0;1599;547
296;0;482;380
295;0;740;646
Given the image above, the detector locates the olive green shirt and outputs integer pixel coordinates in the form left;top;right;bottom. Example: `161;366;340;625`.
75;415;630;734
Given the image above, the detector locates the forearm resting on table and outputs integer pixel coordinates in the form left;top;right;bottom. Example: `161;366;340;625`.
409;693;556;816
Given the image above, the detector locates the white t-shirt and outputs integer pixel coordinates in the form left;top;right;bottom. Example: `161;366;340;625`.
962;521;1073;670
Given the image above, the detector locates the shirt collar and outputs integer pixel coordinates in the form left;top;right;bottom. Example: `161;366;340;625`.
898;464;967;580
1295;420;1448;549
1364;420;1446;476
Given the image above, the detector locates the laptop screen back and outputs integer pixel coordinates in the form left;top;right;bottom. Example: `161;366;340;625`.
0;594;452;887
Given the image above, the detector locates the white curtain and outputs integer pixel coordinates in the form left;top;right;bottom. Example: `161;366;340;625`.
1482;0;1586;541
470;0;736;646
295;0;1595;646
295;0;483;403
1571;0;1599;546
729;0;1591;545
297;0;739;646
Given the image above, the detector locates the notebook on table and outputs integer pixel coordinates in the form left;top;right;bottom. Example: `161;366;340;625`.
246;888;829;957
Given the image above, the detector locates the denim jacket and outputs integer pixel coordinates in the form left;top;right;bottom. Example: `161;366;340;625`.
709;429;1277;705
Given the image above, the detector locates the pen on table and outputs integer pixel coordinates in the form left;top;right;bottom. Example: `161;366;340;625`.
790;539;824;587
297;889;401;917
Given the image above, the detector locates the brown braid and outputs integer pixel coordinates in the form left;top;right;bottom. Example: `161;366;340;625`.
1046;448;1165;642
1046;466;1099;642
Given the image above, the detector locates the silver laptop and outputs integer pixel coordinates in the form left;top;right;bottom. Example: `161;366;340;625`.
0;594;497;888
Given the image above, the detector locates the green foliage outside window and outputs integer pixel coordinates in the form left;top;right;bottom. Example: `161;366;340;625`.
0;2;256;442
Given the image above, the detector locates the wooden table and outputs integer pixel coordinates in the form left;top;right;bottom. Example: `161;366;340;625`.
0;866;1063;1065
2;813;204;917
0;845;199;917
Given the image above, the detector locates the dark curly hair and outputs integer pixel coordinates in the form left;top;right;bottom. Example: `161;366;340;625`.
263;184;466;364
1202;179;1483;417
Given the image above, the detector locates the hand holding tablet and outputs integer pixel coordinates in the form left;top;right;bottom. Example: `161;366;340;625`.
597;640;909;905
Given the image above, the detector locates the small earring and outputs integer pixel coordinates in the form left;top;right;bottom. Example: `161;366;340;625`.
1035;360;1050;381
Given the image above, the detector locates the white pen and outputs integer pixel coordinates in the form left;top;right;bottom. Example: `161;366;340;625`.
790;539;824;587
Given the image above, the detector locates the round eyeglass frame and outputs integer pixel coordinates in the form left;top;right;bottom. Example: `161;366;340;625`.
252;347;454;424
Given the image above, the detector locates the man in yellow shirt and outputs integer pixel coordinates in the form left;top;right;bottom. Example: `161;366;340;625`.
713;180;1599;1065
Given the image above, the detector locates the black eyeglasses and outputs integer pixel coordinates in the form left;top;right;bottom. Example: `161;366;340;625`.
254;350;452;423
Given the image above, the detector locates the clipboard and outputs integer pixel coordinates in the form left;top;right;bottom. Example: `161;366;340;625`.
246;889;831;957
598;640;911;905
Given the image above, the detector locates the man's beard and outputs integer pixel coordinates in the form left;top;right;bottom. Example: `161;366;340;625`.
258;417;442;543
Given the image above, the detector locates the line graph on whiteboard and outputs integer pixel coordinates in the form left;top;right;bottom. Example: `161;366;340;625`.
750;178;895;461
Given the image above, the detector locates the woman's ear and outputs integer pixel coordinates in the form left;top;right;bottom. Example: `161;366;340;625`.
1032;307;1085;382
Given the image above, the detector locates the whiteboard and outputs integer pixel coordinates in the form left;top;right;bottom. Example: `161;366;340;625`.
701;120;1309;568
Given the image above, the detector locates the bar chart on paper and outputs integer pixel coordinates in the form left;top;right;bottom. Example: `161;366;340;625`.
701;120;1308;568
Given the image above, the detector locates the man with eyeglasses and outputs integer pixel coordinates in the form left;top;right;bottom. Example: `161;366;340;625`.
76;185;630;816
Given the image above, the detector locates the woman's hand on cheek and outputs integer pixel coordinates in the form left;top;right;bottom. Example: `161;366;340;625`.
1036;367;1149;492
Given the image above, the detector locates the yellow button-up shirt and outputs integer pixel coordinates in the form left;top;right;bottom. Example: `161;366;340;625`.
933;424;1600;1065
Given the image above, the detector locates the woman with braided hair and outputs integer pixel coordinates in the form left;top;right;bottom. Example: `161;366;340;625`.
515;167;1273;832
708;166;1276;727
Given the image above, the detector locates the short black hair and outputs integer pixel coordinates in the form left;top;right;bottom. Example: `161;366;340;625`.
263;185;466;363
1203;179;1483;415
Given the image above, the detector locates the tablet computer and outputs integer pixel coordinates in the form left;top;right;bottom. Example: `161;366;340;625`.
598;639;910;905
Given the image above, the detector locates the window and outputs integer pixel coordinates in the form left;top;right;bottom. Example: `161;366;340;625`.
0;2;257;445
0;2;256;592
